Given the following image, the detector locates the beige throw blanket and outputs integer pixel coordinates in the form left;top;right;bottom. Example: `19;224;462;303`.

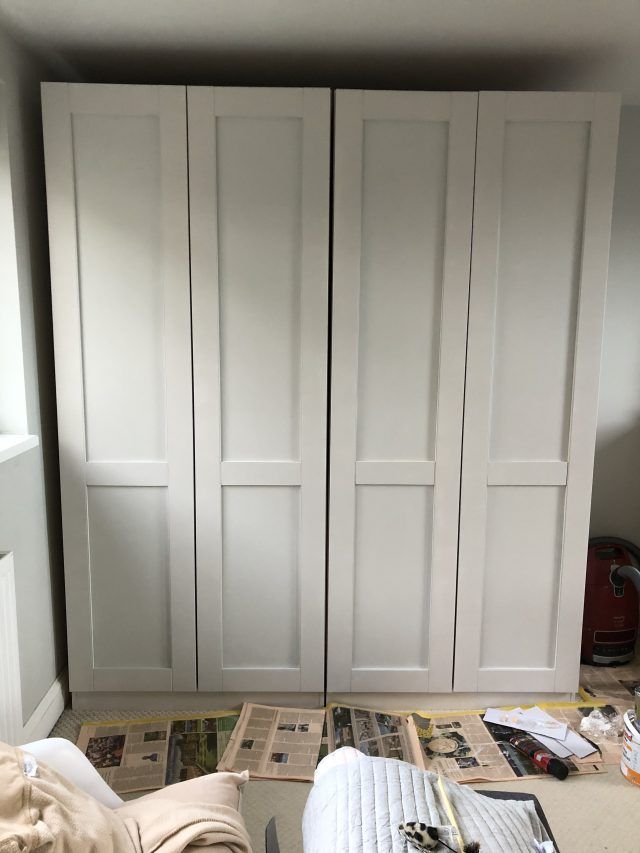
0;742;252;853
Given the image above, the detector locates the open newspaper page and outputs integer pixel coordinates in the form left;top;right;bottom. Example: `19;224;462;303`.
217;704;326;780
76;712;239;794
413;711;605;783
327;705;424;764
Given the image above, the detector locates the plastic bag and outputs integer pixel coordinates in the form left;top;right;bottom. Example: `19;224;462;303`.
579;708;624;740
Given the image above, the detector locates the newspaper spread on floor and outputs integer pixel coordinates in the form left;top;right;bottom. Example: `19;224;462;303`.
78;700;618;791
580;659;640;706
217;703;326;780
76;711;239;793
325;704;607;784
412;710;607;783
327;705;421;761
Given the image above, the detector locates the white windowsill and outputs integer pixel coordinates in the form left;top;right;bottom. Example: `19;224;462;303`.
0;434;39;464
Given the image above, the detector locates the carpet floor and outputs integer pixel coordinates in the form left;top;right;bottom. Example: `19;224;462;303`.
50;707;640;852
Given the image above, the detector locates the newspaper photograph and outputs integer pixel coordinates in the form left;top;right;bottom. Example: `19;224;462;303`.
412;713;507;782
76;711;239;794
327;705;422;762
217;703;326;780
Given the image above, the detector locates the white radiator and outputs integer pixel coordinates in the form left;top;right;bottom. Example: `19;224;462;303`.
0;552;22;744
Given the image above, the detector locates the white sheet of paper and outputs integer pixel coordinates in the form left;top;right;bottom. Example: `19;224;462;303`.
483;708;568;740
532;841;556;852
516;707;572;758
532;734;573;758
494;707;572;758
528;706;597;759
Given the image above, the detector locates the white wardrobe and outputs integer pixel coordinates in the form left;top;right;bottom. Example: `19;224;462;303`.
42;84;619;700
43;84;330;695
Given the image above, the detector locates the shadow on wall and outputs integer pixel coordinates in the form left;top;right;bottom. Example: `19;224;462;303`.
64;42;616;91
591;422;640;541
590;107;640;544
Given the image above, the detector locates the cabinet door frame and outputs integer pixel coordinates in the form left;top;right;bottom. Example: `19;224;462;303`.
327;90;478;693
454;91;620;693
188;86;330;692
42;83;195;692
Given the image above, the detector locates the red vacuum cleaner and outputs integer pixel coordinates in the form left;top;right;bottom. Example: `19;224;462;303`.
582;537;640;665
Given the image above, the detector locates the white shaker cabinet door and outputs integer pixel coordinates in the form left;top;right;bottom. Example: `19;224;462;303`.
188;88;330;692
42;84;195;692
328;91;478;692
455;92;620;693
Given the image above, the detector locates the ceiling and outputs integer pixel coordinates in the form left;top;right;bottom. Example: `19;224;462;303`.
2;0;640;103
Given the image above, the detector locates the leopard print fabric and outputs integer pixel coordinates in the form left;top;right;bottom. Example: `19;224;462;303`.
398;822;440;850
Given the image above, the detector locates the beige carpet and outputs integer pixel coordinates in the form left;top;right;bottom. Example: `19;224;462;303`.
50;708;640;852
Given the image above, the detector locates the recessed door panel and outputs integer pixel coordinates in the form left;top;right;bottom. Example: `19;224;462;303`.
73;114;166;463
353;486;433;670
222;487;300;669
89;486;171;670
490;122;588;462
357;120;448;461
217;116;302;462
480;486;564;670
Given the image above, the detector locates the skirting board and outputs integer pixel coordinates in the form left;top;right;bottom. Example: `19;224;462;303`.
72;689;575;713
21;669;69;743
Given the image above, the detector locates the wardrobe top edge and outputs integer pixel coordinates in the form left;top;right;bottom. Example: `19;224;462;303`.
40;82;621;98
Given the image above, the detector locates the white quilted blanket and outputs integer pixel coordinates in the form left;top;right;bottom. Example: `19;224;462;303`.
302;748;554;853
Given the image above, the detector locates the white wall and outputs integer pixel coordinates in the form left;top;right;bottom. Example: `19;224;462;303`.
0;448;65;721
591;107;640;544
0;80;28;434
0;27;72;723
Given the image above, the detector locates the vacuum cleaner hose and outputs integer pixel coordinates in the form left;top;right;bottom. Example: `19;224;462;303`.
589;536;640;596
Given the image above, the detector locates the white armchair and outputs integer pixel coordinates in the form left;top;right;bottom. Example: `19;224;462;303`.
14;737;252;852
22;737;124;808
